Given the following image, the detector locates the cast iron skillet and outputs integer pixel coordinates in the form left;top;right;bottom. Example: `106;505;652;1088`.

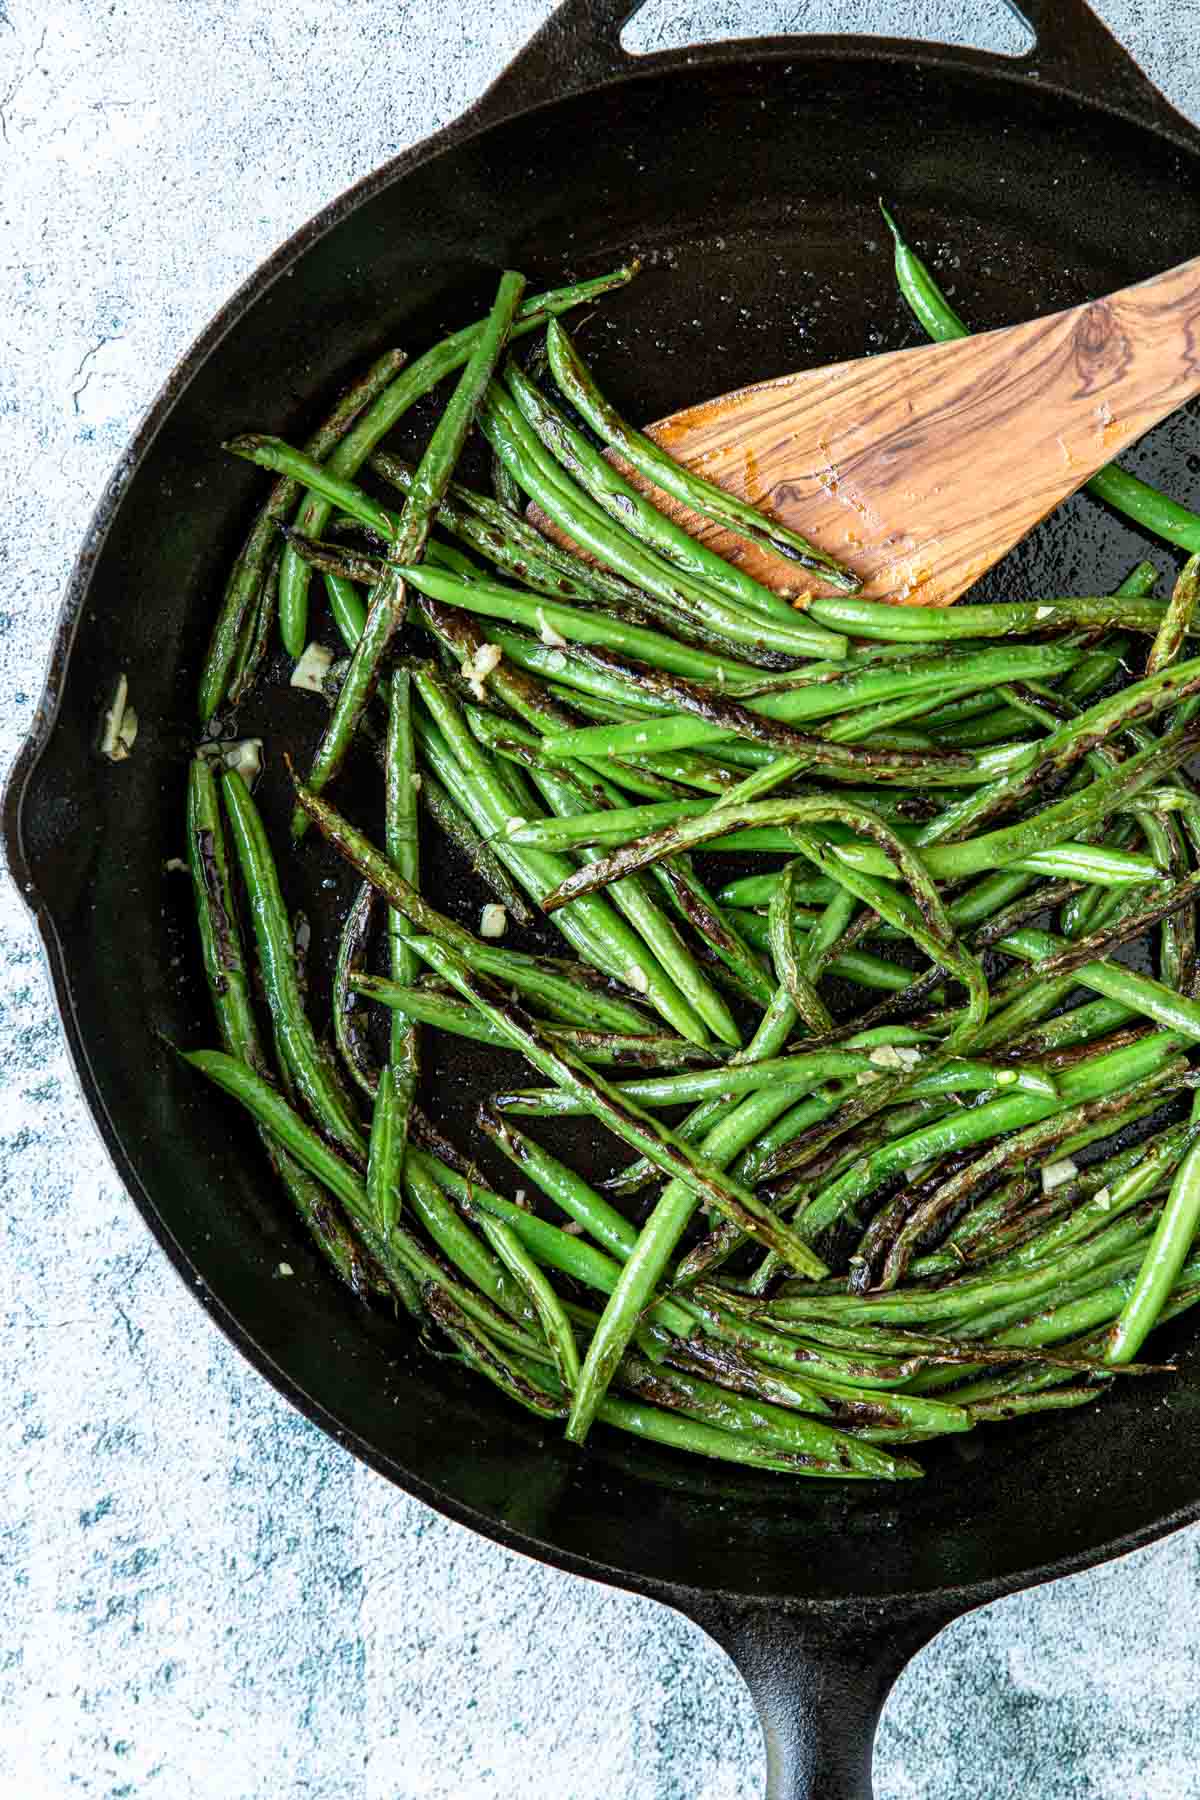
9;3;1200;1792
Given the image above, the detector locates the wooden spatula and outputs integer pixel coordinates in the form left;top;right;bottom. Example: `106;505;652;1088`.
635;257;1200;607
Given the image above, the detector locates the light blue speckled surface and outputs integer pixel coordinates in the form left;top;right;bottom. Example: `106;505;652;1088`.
4;4;1200;1796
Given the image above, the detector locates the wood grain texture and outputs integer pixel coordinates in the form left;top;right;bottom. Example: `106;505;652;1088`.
633;256;1200;606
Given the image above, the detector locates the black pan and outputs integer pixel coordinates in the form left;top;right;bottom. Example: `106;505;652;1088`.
8;4;1200;1793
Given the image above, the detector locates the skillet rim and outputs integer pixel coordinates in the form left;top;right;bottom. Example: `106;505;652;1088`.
7;24;1200;1620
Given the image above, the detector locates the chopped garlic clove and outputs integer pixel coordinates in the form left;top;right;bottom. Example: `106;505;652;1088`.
537;609;568;649
290;641;334;692
869;1043;921;1071
460;641;502;700
99;674;137;762
480;904;508;939
1041;1157;1079;1194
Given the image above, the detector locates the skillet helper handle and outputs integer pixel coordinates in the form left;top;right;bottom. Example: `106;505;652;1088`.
681;1595;958;1800
472;0;1200;154
1018;0;1200;148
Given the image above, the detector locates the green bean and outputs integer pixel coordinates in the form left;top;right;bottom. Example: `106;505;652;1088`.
411;675;711;1042
1148;553;1200;674
469;1117;639;1260
366;1064;404;1235
782;1040;1186;1240
402;563;779;686
771;1200;1165;1333
417;768;535;927
609;980;805;1200
525;758;739;1047
355;980;713;1068
729;911;922;991
534;642;1084;761
275;265;639;653
915;656;1200;847
202;347;406;715
371;451;653;612
424;1288;568;1420
479;381;846;662
650;857;775;1007
187;761;379;1298
402;1152;534;1326
986;1125;1198;1278
545;318;859;588
225;551;278;711
807;592;1175;643
495;1051;1055;1118
1108;1136;1200;1363
884;204;1200;554
220;770;364;1160
539;729;1196;910
768;858;835;1032
384;671;420;1187
999;924;1200;1042
506;354;846;627
290;272;526;838
179;1050;554;1346
606;1354;921;1477
407;934;827;1278
506;635;975;780
471;1210;580;1391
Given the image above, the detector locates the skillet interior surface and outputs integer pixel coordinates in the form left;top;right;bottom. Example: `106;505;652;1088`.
14;46;1200;1608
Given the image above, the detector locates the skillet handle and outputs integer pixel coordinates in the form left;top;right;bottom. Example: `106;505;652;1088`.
1017;0;1200;149
470;0;1200;154
678;1593;960;1800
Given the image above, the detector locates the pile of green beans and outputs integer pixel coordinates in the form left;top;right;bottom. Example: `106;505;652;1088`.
182;250;1200;1483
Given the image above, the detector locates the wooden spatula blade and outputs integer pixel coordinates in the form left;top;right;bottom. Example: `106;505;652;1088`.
637;256;1200;607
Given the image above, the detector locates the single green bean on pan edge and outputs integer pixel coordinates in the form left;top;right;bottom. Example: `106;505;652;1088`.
883;204;1200;554
545;317;859;588
274;264;639;654
187;760;379;1299
219;769;365;1161
285;271;527;840
200;346;406;719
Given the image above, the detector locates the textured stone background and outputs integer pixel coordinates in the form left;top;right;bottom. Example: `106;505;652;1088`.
4;3;1200;1797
